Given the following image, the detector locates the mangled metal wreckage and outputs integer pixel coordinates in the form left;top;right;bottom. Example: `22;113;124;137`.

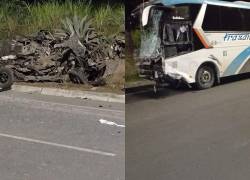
0;26;124;87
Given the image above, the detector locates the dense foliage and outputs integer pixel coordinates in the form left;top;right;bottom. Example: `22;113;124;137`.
0;0;124;39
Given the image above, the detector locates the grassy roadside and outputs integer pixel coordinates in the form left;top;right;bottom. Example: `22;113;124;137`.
126;27;142;84
125;57;140;82
125;58;153;88
0;0;124;39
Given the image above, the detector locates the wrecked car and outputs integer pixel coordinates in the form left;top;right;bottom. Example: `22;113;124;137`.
0;29;107;85
133;0;250;90
0;16;125;86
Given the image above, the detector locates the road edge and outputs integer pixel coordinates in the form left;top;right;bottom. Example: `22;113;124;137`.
12;84;125;103
125;84;154;94
125;80;155;94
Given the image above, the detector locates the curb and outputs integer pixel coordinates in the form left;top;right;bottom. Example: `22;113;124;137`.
12;85;125;103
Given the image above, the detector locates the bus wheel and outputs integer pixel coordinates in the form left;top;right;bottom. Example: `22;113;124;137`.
0;67;13;90
195;65;215;90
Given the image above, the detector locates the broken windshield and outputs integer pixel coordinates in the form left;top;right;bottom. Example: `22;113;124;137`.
139;9;163;58
139;6;190;58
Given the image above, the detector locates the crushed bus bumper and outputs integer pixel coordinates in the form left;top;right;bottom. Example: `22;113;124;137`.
164;62;193;84
138;58;193;87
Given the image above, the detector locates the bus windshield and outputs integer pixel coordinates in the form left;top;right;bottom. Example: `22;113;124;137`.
139;5;192;58
140;9;163;58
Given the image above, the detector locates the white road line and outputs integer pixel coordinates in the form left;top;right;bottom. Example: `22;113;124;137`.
0;133;116;157
0;94;124;114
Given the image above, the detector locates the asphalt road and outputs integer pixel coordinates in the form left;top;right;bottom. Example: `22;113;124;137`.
126;75;250;180
0;90;125;180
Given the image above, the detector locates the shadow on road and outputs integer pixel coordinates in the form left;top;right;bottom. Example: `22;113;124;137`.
126;73;250;104
220;72;250;85
126;85;190;103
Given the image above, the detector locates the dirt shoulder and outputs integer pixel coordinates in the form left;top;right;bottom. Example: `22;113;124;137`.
15;82;124;95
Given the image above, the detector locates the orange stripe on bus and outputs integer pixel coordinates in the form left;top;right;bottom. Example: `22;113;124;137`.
193;28;211;49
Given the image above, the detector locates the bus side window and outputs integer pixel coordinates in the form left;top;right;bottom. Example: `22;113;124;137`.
220;7;243;31
203;5;245;32
202;5;221;31
241;9;250;31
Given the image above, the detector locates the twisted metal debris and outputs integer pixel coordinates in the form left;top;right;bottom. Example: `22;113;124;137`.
0;16;125;86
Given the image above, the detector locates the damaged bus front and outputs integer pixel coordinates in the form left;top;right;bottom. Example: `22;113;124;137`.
136;1;203;89
135;0;250;89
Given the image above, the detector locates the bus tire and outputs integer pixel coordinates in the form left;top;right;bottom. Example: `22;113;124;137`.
0;67;13;90
195;65;215;90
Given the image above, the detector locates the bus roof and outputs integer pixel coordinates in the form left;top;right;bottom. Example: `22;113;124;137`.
151;0;250;9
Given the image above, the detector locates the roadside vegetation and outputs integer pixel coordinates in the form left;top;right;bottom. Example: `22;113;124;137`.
0;0;124;39
126;28;142;83
0;0;125;92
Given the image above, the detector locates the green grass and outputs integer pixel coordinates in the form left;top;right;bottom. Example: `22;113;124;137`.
93;5;124;37
126;29;142;83
125;57;141;82
0;0;124;39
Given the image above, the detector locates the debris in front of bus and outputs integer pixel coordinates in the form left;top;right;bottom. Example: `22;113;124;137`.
0;16;125;86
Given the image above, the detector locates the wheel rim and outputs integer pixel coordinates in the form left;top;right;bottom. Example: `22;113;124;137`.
200;70;212;84
0;72;9;84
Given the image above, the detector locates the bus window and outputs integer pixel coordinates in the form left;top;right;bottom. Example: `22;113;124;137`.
203;5;245;32
241;9;250;31
139;5;201;59
139;9;163;58
202;5;221;31
220;6;244;31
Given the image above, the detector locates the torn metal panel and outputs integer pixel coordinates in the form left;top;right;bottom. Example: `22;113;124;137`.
0;29;125;85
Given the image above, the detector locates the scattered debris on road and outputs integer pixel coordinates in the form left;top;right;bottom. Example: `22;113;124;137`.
99;119;125;128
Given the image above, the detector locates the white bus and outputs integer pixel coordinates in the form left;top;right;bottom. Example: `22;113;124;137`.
135;0;250;89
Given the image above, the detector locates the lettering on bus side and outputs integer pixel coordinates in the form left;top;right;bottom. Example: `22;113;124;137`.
224;33;250;41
